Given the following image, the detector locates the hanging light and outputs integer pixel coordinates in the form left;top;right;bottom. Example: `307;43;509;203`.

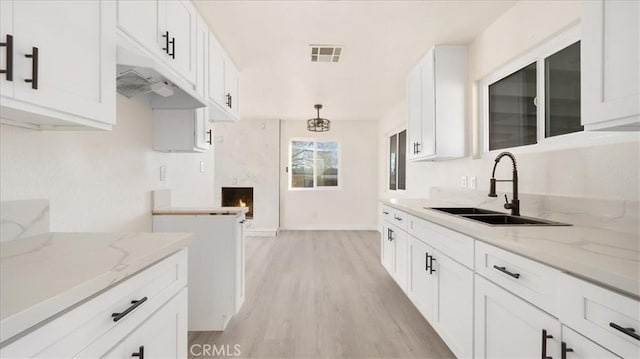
307;104;330;132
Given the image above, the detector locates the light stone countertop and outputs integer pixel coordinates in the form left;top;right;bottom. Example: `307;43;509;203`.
0;232;192;344
381;198;640;300
152;206;248;216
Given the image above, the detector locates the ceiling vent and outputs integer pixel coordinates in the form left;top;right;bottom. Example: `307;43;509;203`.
310;45;342;63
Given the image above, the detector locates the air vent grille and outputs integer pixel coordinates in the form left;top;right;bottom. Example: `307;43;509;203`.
310;45;342;63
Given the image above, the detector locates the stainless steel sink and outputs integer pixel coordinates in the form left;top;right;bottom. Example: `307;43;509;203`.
429;207;504;215
428;207;571;226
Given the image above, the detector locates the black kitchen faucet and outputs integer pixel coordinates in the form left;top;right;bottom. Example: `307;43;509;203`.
488;152;520;216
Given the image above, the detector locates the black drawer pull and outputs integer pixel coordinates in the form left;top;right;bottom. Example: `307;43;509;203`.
541;329;553;359
132;345;144;358
394;215;403;221
493;265;520;279
0;34;13;81
383;211;389;215
24;47;38;89
112;296;148;322
561;341;573;359
609;322;640;341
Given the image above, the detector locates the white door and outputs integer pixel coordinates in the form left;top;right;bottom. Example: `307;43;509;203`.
124;288;188;359
407;236;436;321
475;275;561;359
432;249;473;358
420;49;436;157
207;34;226;109
407;64;422;160
392;225;408;292
0;0;13;98
581;0;639;128
12;0;116;125
116;0;161;59
561;326;622;359
160;0;197;86
224;57;240;117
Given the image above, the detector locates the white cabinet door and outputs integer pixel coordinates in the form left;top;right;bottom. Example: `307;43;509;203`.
160;0;197;86
123;289;188;359
195;15;208;98
224;57;240;117
562;326;622;359
381;224;395;276
194;107;211;151
420;50;436;157
407;235;436;321
581;0;640;130
235;220;246;312
431;249;473;358
407;64;422;160
116;0;161;59
207;35;226;109
391;225;408;292
475;275;561;359
10;0;116;127
0;0;13;98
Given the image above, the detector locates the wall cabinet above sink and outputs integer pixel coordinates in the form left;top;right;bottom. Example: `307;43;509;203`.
407;45;466;161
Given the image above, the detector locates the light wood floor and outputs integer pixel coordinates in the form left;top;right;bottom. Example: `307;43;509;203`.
188;230;454;358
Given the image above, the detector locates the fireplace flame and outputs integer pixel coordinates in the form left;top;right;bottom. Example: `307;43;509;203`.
238;199;247;207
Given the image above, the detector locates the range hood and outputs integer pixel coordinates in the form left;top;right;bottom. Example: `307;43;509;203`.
116;33;206;109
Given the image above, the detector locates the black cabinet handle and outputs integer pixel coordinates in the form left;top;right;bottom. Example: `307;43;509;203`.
388;228;394;241
132;345;144;359
226;93;232;108
394;215;403;221
425;253;435;274
206;129;213;144
541;329;553;359
416;142;421;154
425;252;430;272
609;322;640;341
561;341;573;359
0;34;13;81
24;47;38;89
429;255;436;274
383;211;389;215
162;31;170;54
493;265;520;279
170;36;175;59
111;296;148;322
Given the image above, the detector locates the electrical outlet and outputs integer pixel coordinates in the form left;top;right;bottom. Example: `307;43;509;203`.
470;176;477;190
461;175;468;189
200;161;205;173
160;166;167;182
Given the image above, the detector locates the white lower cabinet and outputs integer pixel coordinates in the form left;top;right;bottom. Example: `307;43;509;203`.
381;223;395;276
474;274;561;359
381;222;407;292
561;325;621;359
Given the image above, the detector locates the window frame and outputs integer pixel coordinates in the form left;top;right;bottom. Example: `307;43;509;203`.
478;23;605;156
288;138;341;191
388;128;407;192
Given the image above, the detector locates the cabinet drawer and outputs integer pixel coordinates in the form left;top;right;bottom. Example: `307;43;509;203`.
475;241;559;316
408;215;473;268
1;249;187;358
382;205;408;230
558;274;639;358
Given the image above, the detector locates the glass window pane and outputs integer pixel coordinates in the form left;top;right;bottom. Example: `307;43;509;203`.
398;130;406;190
489;63;538;150
316;141;338;187
545;41;583;138
389;134;397;190
291;141;314;188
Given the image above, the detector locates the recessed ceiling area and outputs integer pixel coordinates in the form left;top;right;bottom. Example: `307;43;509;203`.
193;1;516;122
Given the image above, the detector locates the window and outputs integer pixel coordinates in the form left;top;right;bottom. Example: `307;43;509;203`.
389;130;406;191
290;140;339;189
482;25;583;152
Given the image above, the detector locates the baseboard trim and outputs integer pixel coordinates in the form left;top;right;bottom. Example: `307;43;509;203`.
245;228;279;237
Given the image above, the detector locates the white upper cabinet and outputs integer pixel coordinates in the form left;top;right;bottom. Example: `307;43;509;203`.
207;33;240;122
117;0;197;87
407;46;466;161
581;0;640;130
0;0;116;130
153;109;211;152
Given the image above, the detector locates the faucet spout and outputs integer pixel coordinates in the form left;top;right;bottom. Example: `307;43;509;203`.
488;152;520;216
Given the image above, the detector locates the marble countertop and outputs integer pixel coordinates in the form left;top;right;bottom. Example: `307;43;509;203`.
382;198;640;299
0;232;192;343
152;206;248;216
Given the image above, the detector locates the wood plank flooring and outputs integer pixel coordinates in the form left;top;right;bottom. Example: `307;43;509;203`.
188;230;454;358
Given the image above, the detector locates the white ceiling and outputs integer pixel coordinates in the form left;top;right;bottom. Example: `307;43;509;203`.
193;0;516;122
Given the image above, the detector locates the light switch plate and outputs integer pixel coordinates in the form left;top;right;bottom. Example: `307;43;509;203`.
470;176;477;189
461;175;468;188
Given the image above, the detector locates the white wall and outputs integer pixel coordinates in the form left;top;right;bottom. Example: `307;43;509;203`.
0;96;216;232
213;119;280;234
379;0;640;202
280;120;378;230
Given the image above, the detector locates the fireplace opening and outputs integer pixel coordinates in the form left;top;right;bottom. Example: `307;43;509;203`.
221;187;253;219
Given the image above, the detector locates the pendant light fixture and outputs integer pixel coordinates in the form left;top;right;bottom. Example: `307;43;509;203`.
307;104;330;132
